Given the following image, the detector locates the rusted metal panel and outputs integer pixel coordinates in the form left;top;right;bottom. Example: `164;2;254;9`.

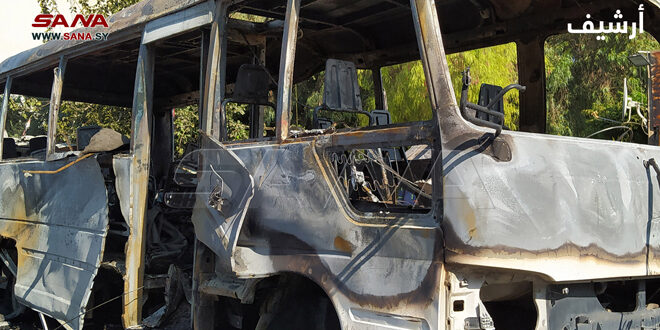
112;156;131;225
0;157;109;329
411;0;456;113
189;2;449;327
142;1;214;45
199;29;209;133
410;0;450;222
201;0;228;140
275;0;301;142
191;136;255;273
192;238;216;330
215;138;442;328
122;42;154;328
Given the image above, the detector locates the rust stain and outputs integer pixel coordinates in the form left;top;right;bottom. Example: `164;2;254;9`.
421;229;432;238
443;217;649;279
333;236;353;253
458;196;478;240
0;175;45;294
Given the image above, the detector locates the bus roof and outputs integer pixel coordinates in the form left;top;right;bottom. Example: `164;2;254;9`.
0;0;204;79
0;0;657;104
4;0;658;82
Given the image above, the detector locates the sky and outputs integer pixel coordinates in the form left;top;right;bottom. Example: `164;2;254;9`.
0;0;72;63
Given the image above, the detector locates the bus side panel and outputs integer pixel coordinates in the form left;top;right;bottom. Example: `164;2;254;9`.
0;157;109;329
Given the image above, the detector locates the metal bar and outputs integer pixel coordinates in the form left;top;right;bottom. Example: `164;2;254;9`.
250;37;267;139
0;249;16;277
313;106;374;126
202;1;229;140
240;6;333;28
193;239;216;330
408;7;449;314
39;313;49;330
123;42;154;328
46;56;67;160
275;0;302;142
0;76;12;161
142;2;214;44
199;28;210;133
382;0;409;8
325;121;435;149
257;39;266;139
410;0;456;112
636;280;647;311
517;37;547;133
372;68;387;111
644;158;660;187
461;104;503;135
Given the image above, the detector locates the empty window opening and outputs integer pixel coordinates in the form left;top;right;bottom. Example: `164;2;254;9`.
327;143;433;214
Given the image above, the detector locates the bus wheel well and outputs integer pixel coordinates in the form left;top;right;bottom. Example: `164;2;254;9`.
217;273;341;330
0;238;23;320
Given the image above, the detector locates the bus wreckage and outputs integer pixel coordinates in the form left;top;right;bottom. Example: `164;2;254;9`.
0;0;660;329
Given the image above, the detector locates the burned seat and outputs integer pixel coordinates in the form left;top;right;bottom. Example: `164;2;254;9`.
221;64;274;139
28;135;47;156
2;138;17;159
77;125;102;151
477;84;505;126
313;59;374;129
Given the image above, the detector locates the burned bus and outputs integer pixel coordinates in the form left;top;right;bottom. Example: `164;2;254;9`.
0;0;659;329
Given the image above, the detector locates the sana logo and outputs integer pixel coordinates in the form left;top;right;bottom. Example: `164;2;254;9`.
32;14;109;28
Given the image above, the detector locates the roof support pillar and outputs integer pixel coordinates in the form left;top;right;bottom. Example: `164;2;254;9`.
517;37;547;133
275;0;302;142
0;77;12;160
47;56;67;159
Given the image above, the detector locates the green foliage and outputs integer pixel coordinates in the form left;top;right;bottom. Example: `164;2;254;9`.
291;72;324;129
290;63;432;130
36;0;59;15
289;44;519;129
544;40;574;136
357;70;376;112
36;0;140;24
173;105;199;157
71;0;140;16
545;33;659;142
226;103;250;140
4;96;49;138
229;12;269;23
381;61;432;124
56;101;131;146
446;43;520;130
